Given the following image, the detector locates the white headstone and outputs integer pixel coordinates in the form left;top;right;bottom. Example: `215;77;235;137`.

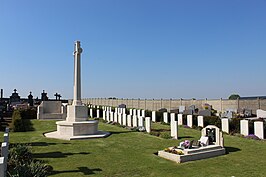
106;111;110;121
118;113;122;124
138;116;144;127
170;113;175;136
187;115;193;128
240;120;249;136
110;112;114;122
123;114;127;126
145;117;151;133
201;125;224;147
163;112;168;123
127;115;132;127
221;118;229;134
133;109;137;116
172;121;178;139
103;111;106;120
96;109;100;118
142;110;145;117
133;115;138;127
178;114;183;125
122;108;126;115
90;109;93;118
115;108;118;114
129;109;133;115
197;116;204;127
152;111;156;122
114;112;118;122
254;121;264;139
137;110;141;118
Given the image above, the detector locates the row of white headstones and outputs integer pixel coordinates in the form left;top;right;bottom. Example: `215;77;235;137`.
0;128;9;177
88;105;265;139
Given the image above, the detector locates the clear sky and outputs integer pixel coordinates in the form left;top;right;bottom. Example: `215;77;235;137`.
0;0;265;100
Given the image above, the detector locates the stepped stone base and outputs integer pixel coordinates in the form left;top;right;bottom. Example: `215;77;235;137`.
44;120;110;140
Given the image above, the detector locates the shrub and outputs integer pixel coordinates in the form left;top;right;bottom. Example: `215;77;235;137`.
10;110;34;132
20;108;37;119
8;144;52;177
203;116;221;128
229;118;241;134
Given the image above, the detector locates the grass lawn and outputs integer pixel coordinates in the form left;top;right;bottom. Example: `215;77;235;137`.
3;120;266;177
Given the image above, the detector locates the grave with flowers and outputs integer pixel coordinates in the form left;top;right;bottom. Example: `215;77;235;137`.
158;125;226;163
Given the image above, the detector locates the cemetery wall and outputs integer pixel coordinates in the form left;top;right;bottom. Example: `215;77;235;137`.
81;98;266;114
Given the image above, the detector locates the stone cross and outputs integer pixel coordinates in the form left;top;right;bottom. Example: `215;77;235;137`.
73;41;83;106
14;89;17;93
54;93;61;100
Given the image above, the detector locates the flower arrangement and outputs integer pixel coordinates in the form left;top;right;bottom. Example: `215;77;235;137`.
183;125;191;128
179;140;191;149
244;134;260;140
164;147;184;155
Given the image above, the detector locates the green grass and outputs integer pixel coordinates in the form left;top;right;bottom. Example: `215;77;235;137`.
3;120;266;177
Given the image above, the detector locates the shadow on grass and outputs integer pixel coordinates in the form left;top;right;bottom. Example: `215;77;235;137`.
151;129;170;132
225;146;241;154
29;142;71;146
50;167;102;176
108;131;133;135
178;136;194;139
33;151;90;158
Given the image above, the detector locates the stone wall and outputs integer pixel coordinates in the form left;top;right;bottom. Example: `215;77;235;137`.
79;98;266;114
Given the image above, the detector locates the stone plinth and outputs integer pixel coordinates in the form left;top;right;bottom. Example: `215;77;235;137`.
158;145;225;163
67;105;88;122
45;120;109;140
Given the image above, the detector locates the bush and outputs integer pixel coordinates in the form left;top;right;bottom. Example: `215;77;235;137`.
10;110;34;132
8;144;52;177
203;116;221;128
229;118;241;134
20;108;37;119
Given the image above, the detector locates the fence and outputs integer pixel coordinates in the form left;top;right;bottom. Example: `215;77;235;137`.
79;98;266;114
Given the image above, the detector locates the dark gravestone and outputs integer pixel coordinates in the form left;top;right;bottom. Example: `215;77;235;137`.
41;90;49;101
28;92;34;106
170;109;179;114
158;108;167;112
9;89;21;103
199;109;211;116
118;104;126;108
206;128;216;144
183;109;193;115
54;93;62;100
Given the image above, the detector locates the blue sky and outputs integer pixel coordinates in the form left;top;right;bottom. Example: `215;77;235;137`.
0;0;265;100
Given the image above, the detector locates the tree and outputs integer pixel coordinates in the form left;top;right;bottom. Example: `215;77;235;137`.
228;94;240;100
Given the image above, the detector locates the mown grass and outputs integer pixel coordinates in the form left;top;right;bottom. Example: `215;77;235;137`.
3;120;266;177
